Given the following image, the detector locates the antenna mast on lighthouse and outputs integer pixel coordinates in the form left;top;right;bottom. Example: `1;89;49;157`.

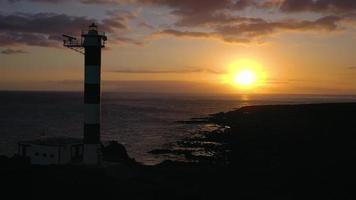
63;23;107;164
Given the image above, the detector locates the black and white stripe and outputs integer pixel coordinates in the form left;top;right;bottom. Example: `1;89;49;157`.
82;32;103;164
84;46;101;145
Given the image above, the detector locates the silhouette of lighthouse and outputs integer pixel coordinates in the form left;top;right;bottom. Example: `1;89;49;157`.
63;23;107;164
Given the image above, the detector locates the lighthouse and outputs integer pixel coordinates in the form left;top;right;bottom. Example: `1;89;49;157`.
16;23;107;165
63;23;107;164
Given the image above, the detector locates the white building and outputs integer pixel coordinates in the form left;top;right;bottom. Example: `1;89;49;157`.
18;137;83;165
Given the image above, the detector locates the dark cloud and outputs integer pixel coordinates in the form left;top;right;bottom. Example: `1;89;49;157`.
115;36;144;46
175;13;265;27
0;32;57;47
0;12;137;47
348;66;356;70
155;15;347;44
129;0;356;44
279;0;356;13
1;48;28;54
216;15;342;37
80;0;123;4
138;22;154;29
138;0;238;11
155;29;251;44
6;0;70;3
77;0;258;27
139;0;256;27
8;0;356;14
104;9;138;29
157;29;213;38
3;0;356;46
0;13;95;47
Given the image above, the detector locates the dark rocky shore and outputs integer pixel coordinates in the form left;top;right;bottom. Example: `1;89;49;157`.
1;103;356;199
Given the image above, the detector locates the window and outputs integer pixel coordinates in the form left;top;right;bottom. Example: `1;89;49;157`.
50;154;54;158
43;153;47;157
35;152;39;156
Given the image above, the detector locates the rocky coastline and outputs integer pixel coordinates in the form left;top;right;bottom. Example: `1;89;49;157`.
1;103;356;199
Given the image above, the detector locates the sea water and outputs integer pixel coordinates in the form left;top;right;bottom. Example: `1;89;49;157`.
1;91;355;164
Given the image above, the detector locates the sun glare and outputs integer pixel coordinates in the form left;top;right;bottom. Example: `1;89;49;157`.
234;70;256;86
221;59;267;90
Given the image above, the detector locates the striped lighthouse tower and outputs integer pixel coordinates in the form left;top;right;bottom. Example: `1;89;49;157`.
82;23;106;164
63;23;107;164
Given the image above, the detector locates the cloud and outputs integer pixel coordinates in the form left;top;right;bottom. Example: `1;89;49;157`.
154;15;348;44
80;0;120;4
108;67;225;74
3;0;356;46
77;0;258;26
40;0;252;10
131;0;356;44
9;0;356;14
6;0;62;3
279;0;356;13
175;13;266;27
216;15;342;36
154;29;250;44
138;0;257;27
115;36;144;46
138;22;154;29
0;11;137;47
347;66;356;70
1;48;28;55
157;29;214;38
255;0;356;13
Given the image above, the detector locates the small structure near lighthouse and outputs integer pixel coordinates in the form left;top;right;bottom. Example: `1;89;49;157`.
18;137;83;165
17;23;107;165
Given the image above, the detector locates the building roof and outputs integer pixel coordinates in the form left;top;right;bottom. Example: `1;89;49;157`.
19;137;83;146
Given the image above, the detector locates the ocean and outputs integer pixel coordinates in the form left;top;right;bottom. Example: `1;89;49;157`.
1;91;355;165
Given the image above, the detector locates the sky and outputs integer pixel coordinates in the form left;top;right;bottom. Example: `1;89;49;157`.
1;0;356;95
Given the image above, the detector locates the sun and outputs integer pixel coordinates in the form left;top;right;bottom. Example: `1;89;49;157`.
234;70;256;86
221;59;267;90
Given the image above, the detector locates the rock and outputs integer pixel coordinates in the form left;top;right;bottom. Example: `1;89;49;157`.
102;141;134;164
149;149;173;154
